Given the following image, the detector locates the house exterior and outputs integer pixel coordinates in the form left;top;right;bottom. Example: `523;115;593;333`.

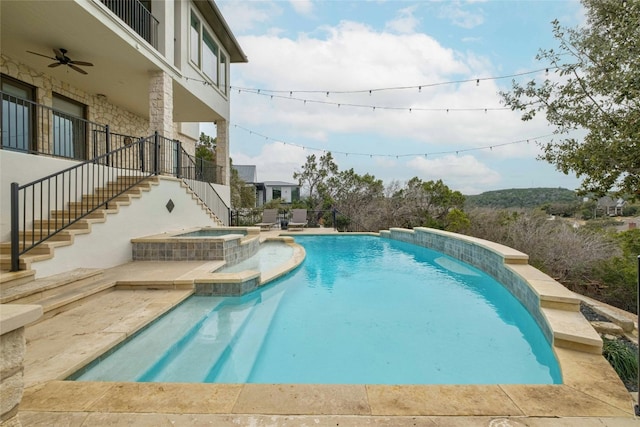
0;0;247;276
232;165;301;206
596;196;626;216
263;181;301;205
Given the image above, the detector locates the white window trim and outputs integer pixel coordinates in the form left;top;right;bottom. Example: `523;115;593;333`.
189;7;229;98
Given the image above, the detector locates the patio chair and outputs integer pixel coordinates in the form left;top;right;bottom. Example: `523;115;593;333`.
256;209;278;230
288;209;308;231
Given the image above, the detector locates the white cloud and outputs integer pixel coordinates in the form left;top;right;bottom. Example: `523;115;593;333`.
385;5;420;34
406;154;501;194
218;1;281;33
231;142;308;183
289;0;314;16
438;1;484;29
228;13;571;191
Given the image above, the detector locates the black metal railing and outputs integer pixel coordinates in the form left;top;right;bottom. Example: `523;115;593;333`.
10;138;156;271
100;0;159;49
173;139;228;225
9;125;231;269
1;91;107;160
229;208;367;232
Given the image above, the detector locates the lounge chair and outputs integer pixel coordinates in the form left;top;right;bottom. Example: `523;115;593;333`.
256;209;278;230
288;209;308;231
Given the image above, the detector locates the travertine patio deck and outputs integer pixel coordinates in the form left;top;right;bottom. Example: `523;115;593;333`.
16;227;638;426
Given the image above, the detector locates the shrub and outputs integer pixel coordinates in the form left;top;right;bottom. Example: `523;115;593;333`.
603;337;638;384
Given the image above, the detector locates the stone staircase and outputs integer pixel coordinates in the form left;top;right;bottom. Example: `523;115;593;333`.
0;268;114;324
0;175;224;276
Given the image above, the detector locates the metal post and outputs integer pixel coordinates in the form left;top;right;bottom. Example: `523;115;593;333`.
10;183;20;271
332;208;337;231
175;140;182;178
139;137;145;172
153;131;159;175
105;125;111;167
636;255;640;416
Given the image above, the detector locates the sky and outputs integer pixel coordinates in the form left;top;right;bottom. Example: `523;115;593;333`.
204;0;586;195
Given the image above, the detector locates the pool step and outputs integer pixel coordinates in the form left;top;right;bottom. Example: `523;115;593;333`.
139;297;260;382
205;285;287;382
76;297;224;381
0;268;111;322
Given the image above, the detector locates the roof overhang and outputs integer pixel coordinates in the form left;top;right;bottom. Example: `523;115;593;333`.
193;0;248;63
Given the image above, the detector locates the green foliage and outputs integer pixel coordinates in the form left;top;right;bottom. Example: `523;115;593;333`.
500;0;640;196
465;188;579;209
196;132;216;162
293;152;338;213
603;338;638;384
229;160;255;209
592;229;640;312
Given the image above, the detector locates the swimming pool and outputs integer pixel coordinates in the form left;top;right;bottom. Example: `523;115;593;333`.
73;235;561;384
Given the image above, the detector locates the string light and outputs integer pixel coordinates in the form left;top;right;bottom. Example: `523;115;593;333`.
229;67;557;96
234;88;512;113
231;123;555;159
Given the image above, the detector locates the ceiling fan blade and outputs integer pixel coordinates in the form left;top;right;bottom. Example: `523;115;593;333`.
69;60;93;67
48;62;62;68
27;50;56;60
53;48;65;60
68;64;88;75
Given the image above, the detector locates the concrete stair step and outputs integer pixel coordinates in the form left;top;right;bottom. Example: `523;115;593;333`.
0;242;55;256
0;253;51;271
0;269;36;289
0;268;104;305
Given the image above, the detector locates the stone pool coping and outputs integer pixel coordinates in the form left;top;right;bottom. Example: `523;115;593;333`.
16;227;637;422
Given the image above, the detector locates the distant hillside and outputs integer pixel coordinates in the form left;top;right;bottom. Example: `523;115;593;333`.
465;188;579;209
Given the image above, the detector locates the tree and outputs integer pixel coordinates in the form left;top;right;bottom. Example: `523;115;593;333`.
230;162;255;209
500;0;640;197
196;132;216;162
293;152;338;212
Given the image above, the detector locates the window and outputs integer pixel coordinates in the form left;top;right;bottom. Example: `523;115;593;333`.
190;11;201;67
190;8;228;95
52;94;86;160
219;53;227;94
1;75;35;152
292;187;300;202
272;187;282;200
202;29;218;83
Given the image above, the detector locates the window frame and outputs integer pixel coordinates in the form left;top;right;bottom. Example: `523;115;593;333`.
189;7;229;96
189;10;201;68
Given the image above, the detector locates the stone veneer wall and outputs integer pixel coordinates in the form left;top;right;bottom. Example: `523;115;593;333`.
0;305;42;427
381;228;553;344
1;55;151;156
1;55;198;157
132;236;260;266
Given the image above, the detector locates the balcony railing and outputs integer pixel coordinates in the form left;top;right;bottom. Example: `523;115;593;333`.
1;91;107;161
100;0;159;50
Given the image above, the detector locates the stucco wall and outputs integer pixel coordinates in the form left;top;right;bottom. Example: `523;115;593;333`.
30;176;218;278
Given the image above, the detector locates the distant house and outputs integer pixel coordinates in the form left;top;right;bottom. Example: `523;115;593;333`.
597;196;626;216
263;181;301;205
232;165;300;206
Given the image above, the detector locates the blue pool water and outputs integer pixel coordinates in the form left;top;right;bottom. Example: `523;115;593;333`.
218;242;293;273
73;235;561;384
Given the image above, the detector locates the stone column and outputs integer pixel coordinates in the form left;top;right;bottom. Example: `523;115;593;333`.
0;305;43;427
149;71;173;139
216;119;230;186
149;71;174;173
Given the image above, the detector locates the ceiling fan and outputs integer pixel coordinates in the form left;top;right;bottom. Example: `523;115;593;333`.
27;48;93;75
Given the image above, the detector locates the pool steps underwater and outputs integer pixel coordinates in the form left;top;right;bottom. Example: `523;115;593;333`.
143;286;285;383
